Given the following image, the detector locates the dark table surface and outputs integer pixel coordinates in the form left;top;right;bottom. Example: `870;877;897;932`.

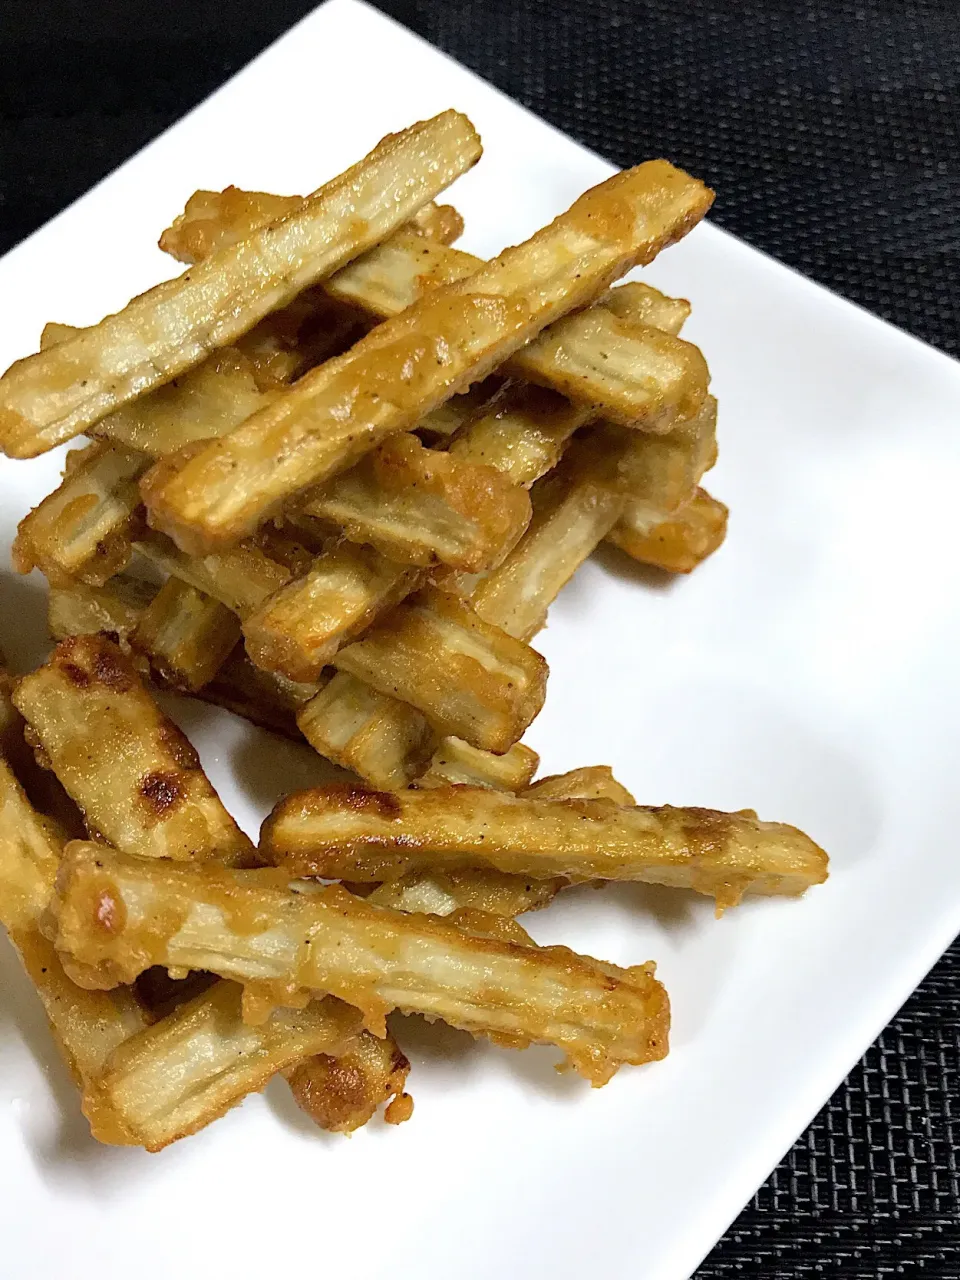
2;1;959;1274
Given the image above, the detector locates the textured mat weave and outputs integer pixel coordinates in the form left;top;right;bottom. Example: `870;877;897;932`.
2;2;959;1274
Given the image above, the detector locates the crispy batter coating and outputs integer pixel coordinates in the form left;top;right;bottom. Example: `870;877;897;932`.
13;635;253;864
415;737;539;791
300;432;533;572
525;765;636;806
243;542;421;683
286;1027;412;1135
159;190;464;263
608;487;729;573
94;979;362;1151
297;672;436;789
51;842;670;1085
142;161;713;552
261;784;828;910
131;576;241;692
333;587;548;753
0;112;481;457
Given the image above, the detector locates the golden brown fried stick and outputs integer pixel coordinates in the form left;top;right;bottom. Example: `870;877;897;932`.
159;189;464;263
11;930;146;1144
162;185;700;435
325;238;707;430
333;587;548;753
0;745;147;1143
142;161;713;553
297;671;435;789
465;447;626;640
47;575;158;644
13;635;253;864
130;576;242;692
415;736;539;791
367;765;638;919
525;765;636;806
261;784;828;910
51;842;669;1085
608;487;729;573
13;443;148;586
0;112;481;457
242;542;422;683
92;979;363;1151
134;529;296;617
299;432;533;572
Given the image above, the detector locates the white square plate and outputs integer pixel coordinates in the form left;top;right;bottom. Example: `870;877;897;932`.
2;3;960;1276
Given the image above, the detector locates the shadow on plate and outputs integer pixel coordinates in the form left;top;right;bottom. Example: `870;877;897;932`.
0;934;161;1191
229;721;355;814
590;541;684;592
0;570;53;673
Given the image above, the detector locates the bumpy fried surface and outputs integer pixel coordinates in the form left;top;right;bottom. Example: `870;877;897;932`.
300;431;532;572
0;112;480;458
243;542;421;683
261;784;828;910
51;843;669;1085
415;737;539;791
525;765;636;806
13;635;253;864
142;161;712;553
95;979;362;1151
286;1027;412;1134
333;587;548;753
297;672;436;789
608;487;729;573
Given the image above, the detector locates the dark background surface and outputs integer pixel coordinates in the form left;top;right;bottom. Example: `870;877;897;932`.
2;1;959;1274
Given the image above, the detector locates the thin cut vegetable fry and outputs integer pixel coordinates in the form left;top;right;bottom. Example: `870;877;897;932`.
333;587;548;753
243;542;421;683
299;432;532;572
370;764;638;918
159;188;464;263
131;576;241;692
0;749;147;1143
13;443;147;586
135;530;296;617
261;784;828;910
468;448;626;640
415;737;539;791
594;394;718;507
0;755;63;932
51;842;670;1085
47;575;158;643
142;161;713;552
297;671;436;789
0;111;481;457
448;385;592;488
93;979;362;1151
11;930;146;1144
13;634;253;864
607;487;729;573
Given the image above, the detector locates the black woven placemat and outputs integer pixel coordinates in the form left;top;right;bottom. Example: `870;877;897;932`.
2;2;959;1274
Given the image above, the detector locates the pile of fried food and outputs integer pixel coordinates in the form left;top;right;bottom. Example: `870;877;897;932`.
0;111;828;1151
